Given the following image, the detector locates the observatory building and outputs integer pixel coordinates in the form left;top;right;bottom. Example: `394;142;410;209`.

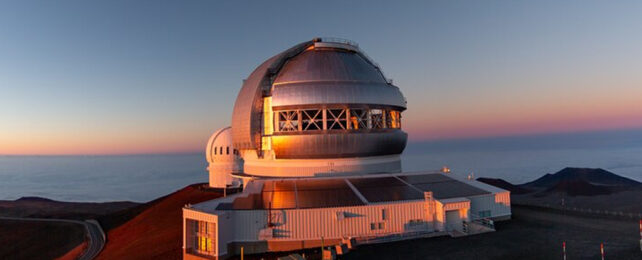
184;38;511;259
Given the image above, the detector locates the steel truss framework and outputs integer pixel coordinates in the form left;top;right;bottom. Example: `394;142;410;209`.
275;107;401;132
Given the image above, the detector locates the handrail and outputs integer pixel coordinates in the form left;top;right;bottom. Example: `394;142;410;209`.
315;37;359;47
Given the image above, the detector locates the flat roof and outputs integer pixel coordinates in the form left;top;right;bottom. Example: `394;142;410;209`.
396;174;491;199
214;172;496;211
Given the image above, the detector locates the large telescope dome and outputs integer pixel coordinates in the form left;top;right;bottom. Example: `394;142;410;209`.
231;38;408;177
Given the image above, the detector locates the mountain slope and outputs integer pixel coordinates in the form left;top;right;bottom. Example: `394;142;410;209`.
521;167;641;188
479;168;641;197
476;178;531;194
544;179;612;196
0;197;138;219
91;183;222;260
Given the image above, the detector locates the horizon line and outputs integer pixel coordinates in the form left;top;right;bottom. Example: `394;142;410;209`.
3;126;641;157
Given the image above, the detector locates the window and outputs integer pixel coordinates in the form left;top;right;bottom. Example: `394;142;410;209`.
301;109;322;130
226;146;229;155
327;109;347;130
478;210;491;218
387;110;401;128
190;220;215;256
277;110;299;131
370;109;385;128
213;147;216;155
349;109;368;129
219;147;223;155
273;106;402;132
370;222;385;230
381;209;387;220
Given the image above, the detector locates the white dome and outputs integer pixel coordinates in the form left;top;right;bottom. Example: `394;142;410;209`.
206;127;237;163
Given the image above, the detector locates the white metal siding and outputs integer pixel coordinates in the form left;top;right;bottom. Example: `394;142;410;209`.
469;192;511;220
224;201;431;242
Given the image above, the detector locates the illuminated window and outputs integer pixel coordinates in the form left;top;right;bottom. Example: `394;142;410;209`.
370;109;385;129
192;220;215;256
277;110;299;131
387;110;401;128
349;109;368;130
274;106;402;132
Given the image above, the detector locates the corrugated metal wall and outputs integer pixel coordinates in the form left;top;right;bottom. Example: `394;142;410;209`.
469;192;511;219
229;201;431;241
183;189;512;257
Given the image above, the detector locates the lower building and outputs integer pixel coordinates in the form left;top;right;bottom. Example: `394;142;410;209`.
182;171;511;259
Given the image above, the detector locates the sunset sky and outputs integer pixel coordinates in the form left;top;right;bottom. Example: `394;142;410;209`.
2;1;642;155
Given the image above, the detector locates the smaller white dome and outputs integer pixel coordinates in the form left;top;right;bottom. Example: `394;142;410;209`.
206;127;237;163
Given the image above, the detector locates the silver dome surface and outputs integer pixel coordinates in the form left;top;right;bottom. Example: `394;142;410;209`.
231;40;313;150
271;48;406;109
231;38;407;155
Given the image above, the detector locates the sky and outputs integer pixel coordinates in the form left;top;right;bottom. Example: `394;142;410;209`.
1;1;642;155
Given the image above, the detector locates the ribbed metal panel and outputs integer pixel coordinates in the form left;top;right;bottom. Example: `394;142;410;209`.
225;201;431;242
273;49;387;84
231;56;276;150
469;192;512;220
271;82;405;109
231;38;407;151
271;130;407;159
231;41;314;150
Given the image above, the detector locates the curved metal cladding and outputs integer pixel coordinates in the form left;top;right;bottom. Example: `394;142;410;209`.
272;130;407;159
205;126;231;163
271;82;405;109
231;41;314;150
271;49;406;109
232;38;408;162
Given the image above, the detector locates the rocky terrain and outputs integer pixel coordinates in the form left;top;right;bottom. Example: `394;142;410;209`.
478;167;642;214
4;168;641;260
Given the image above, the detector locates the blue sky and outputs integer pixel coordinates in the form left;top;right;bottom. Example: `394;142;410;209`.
2;1;642;154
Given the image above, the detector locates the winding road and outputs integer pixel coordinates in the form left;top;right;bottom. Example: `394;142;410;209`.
0;216;105;259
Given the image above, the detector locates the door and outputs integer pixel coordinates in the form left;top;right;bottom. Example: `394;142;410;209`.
445;210;462;232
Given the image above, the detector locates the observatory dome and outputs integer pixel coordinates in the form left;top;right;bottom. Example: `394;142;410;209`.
231;38;407;177
206;127;236;163
206;127;242;187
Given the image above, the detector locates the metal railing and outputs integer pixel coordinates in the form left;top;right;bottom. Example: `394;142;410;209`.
316;37;359;47
355;230;445;245
470;213;495;230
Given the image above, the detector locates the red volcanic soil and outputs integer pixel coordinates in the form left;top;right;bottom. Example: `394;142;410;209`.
91;183;222;259
55;241;87;260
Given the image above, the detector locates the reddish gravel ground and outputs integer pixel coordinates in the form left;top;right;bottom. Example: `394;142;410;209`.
92;183;223;260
